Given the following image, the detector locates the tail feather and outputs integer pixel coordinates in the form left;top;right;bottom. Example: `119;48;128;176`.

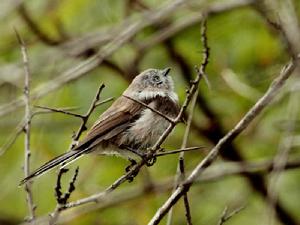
19;150;83;186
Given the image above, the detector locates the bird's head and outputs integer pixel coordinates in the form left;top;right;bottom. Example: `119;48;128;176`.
124;68;178;102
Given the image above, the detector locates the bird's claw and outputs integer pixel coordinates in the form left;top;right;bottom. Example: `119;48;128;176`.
145;155;156;167
127;169;139;183
125;158;137;172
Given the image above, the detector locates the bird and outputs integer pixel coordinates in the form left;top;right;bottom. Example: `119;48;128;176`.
20;68;179;185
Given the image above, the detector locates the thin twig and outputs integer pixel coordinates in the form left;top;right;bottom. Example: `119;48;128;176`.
122;94;175;123
34;105;84;119
70;83;105;149
217;205;245;225
15;29;36;223
0;119;25;156
155;147;204;157
95;97;114;107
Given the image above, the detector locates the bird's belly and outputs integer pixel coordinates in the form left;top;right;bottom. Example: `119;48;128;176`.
121;110;170;149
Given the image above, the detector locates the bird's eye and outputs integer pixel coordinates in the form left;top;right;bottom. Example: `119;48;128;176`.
153;75;160;82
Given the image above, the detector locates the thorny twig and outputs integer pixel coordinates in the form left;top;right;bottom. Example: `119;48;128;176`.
55;167;79;205
15;29;36;222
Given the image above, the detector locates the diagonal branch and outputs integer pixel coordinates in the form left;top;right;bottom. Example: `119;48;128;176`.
122;95;175;123
148;54;299;224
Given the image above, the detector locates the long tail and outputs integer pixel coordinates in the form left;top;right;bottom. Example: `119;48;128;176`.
19;150;85;186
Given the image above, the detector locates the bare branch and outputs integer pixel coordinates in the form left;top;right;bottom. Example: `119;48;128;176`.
95;97;114;107
155;147;205;157
148;57;299;225
70;83;105;149
15;28;36;223
34;105;84;119
122;94;175;123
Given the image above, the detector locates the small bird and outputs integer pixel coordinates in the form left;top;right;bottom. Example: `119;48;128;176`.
20;68;179;185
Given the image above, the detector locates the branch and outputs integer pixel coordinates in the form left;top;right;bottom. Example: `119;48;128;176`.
70;83;105;149
24;157;300;225
155;147;204;157
15;29;36;222
34;105;84;119
122;95;175;123
53;168;80;205
148;56;299;225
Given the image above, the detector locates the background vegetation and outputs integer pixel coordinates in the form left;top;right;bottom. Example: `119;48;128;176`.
0;0;300;224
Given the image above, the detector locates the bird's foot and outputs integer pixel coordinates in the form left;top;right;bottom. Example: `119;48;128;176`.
125;158;137;172
145;152;157;167
126;158;139;182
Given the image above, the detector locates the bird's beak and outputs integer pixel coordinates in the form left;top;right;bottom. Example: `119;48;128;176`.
162;67;171;76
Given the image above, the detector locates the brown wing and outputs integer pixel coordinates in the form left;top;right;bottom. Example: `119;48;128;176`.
74;96;143;150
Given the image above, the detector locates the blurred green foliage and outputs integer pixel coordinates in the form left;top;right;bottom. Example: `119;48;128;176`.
0;0;300;225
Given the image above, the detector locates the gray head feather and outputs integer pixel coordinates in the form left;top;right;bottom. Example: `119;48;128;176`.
124;68;177;102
